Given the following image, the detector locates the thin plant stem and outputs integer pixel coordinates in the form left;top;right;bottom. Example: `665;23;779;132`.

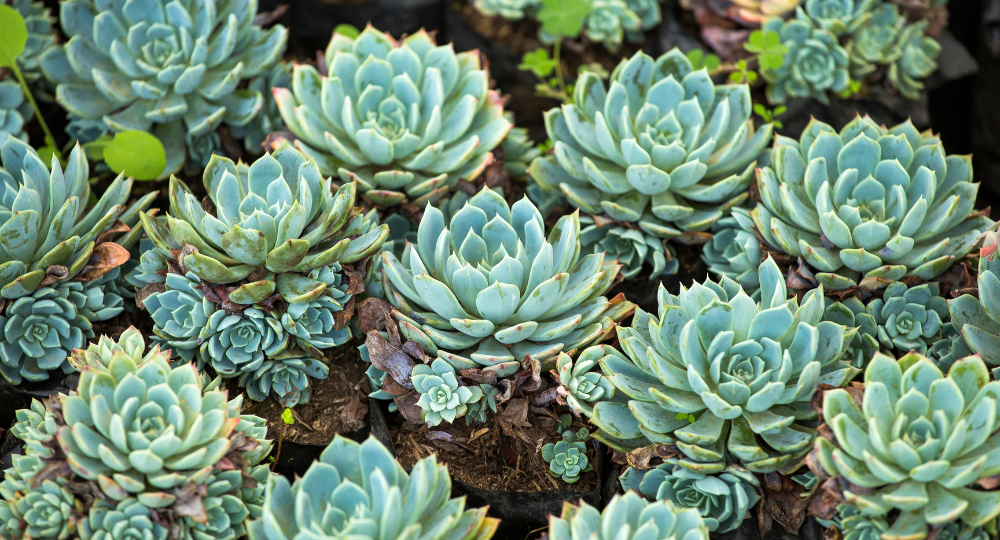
10;64;62;161
553;38;568;99
271;422;286;472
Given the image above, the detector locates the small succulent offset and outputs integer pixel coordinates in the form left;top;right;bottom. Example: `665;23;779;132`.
412;358;487;426
867;281;947;355
590;257;858;473
542;428;593;484
247;436;499;540
546;492;710;540
40;0;288;174
753;116;992;290
275;25;512;208
0;329;272;540
580;215;673;279
555;345;617;416
0;285;91;384
622;459;761;532
759;16;850;104
814;352;1000;539
821;505;889;540
529;48;773;240
701;207;762;300
380;188;632;377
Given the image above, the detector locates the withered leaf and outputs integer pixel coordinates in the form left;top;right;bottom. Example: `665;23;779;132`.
358;297;394;334
496;397;529;436
394;393;424;424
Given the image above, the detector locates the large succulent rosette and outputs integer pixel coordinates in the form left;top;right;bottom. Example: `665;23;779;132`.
752;116;992;290
529;48;772;240
379;188;632;377
275;25;512;208
589;257;857;473
40;0;288;174
814;352;1000;539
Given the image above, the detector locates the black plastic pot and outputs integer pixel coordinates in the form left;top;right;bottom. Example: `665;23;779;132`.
370;403;605;540
269;409;373;480
0;372;78;430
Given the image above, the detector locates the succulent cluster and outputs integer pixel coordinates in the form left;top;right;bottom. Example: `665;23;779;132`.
546;492;710;540
621;459;760;532
40;0;288;173
752;116;991;290
589;257;858;473
529;48;772;246
0;329;273;540
761;0;942;103
0;136;153;384
138;143;388;406
247;436;499;540
276;26;511;208
814;352;1000;538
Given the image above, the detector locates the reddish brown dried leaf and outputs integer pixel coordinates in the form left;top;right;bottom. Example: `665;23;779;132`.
496;397;529;437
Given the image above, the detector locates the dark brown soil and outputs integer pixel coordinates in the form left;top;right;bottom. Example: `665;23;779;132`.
240;341;370;444
389;410;600;493
608;242;709;314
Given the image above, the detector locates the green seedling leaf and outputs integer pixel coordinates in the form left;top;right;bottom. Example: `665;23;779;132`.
537;0;593;38
83;134;114;162
103;130;167;180
519;48;559;78
686;49;721;72
334;24;360;39
281;408;294;425
0;5;27;69
753;103;786;129
674;412;696;423
746;30;788;71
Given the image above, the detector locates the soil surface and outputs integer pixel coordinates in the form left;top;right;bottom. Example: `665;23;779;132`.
389;410;600;493
608;242;709;314
239;340;370;444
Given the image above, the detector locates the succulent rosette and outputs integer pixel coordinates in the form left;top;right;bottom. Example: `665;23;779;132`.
0;330;272;540
40;0;288;174
701;206;762;300
238;350;330;407
546;492;710;540
867;281;947;355
622;459;761;532
759;16;850;104
379;188;631;377
275;25;512;208
888;20;941;100
585;0;642;52
412;358;486;426
590;257;857;473
140;142;388;304
247;435;499;540
846;5;941;100
752;116;992;290
0;136;137;300
814;352;1000;539
542;437;592;484
529;48;772;240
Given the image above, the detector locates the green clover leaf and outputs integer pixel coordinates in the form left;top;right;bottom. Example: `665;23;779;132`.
686;49;721;72
519;48;559;78
537;0;593;38
103;130;167;181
